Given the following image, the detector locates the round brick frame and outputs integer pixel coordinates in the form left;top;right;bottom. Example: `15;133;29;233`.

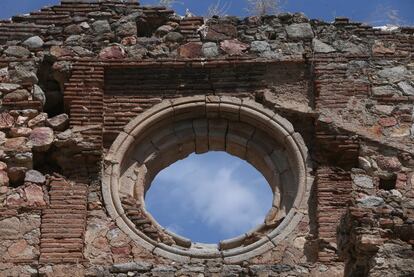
102;96;312;263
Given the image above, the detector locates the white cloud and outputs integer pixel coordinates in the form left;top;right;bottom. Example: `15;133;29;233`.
154;152;272;237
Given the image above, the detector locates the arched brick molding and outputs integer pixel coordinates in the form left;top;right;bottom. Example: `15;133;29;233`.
102;96;312;263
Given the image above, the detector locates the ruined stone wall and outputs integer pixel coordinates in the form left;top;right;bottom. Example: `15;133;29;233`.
0;0;413;276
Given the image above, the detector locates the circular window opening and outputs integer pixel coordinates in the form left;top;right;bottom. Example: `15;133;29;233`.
103;97;310;262
145;151;273;244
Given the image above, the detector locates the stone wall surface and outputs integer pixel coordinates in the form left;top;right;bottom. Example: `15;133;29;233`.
0;0;412;276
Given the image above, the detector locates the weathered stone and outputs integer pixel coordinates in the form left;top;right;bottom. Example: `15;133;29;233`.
357;196;385;207
178;42;202;58
155;25;173;37
373;105;394;115
378;117;397;127
4;46;31;58
164;32;184;43
46;114;69;131
0;83;21;93
9;68;38;85
29;127;54;152
205;23;238;41
312;38;335;53
116;22;137;38
24;183;46;206
99;45;126;59
23;36;44;49
32;85;46;106
24;170;46;185
285;23;314;39
0;113;15;129
92;20;111;34
10;127;32;137
398;81;414;96
202;42;219;58
372;85;400;97
0;217;20;239
50;46;74;58
64;24;83;34
352;174;374;189
376;156;402;172
0;170;9;186
8;240;36;259
27;113;48;128
390;126;410;138
250;41;270;53
372;40;396;54
4;137;30;152
3;89;30;102
378;66;408;83
220;39;249;55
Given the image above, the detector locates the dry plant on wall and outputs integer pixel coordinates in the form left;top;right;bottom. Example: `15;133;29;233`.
246;0;283;16
206;0;232;17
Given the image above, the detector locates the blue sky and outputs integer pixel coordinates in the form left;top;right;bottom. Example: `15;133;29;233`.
1;0;414;25
145;152;272;243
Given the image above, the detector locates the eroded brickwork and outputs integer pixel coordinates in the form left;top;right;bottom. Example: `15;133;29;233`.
0;0;413;276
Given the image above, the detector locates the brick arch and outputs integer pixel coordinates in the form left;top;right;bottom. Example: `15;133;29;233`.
102;96;312;262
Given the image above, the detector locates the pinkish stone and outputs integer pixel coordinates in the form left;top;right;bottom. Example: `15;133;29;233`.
0;113;15;130
6;192;25;206
220;39;249;56
376;156;402;172
50;46;74;58
0;170;9;186
99;45;126;59
178;42;203;58
0;161;7;171
46;113;69;131
9;127;32;138
27;112;48;128
29;127;54;151
4;137;30;152
24;183;46;206
121;36;137;46
378;117;397;127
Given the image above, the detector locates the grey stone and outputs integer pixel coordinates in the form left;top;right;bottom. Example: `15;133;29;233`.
398;81;414;96
24;169;46;184
92;20;111;34
126;45;147;58
312;38;335;53
202;42;219;58
3;89;30;102
352;174;374;189
46;113;69;131
9;68;38;85
357;196;385;207
111;262;152;273
116;21;137;37
284;42;304;55
32;85;46;106
0;217;20;239
285;23;314;39
155;25;173;37
0;83;21;93
22;36;44;49
372;85;400;97
373;105;394;115
165;32;184;43
4;46;31;58
250;40;270;53
378;66;408;83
